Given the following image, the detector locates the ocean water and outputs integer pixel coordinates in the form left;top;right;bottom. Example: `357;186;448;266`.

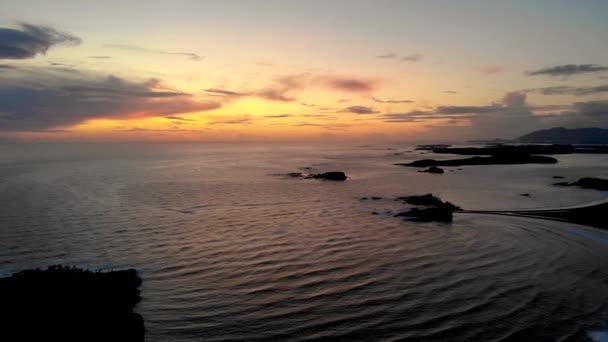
1;142;608;341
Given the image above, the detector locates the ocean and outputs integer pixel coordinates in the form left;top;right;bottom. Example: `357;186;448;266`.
1;142;608;341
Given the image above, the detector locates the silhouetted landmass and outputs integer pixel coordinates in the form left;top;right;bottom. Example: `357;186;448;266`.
418;166;444;174
394;194;460;222
553;177;608;191
518;127;608;144
270;171;347;181
0;265;144;342
431;144;608;155
397;155;558;167
415;144;451;150
461;202;608;230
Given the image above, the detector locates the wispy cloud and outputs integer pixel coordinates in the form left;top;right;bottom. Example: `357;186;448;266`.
403;54;423;62
318;76;379;93
264;114;292;118
341;105;379;114
376;53;396;59
203;88;247;96
208;116;253;125
0;23;81;59
88;55;111;59
524;84;608;96
105;44;203;61
527;64;608;76
371;96;413;104
478;66;505;74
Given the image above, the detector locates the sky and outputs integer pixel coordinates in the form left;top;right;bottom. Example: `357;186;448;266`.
0;0;607;142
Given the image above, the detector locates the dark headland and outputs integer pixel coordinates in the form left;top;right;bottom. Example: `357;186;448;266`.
0;265;144;342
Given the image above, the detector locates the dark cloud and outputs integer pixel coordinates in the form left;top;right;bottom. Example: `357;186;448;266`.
203;88;247;96
294;122;321;127
435;105;502;114
0;64;15;69
527;64;608;76
525;84;608;96
0;23;81;59
165;116;196;121
264;114;292;118
105;44;203;61
0;68;220;131
376;53;396;59
207;117;252;125
403;54;423;62
319;76;378;93
341;106;379;114
574;100;608;117
371;96;413;104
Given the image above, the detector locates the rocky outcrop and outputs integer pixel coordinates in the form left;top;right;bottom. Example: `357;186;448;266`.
553;177;608;191
419;166;444;174
398;155;558;167
0;265;144;342
311;171;347;181
394;194;460;222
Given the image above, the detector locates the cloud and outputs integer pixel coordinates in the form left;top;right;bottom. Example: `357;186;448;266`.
207;116;252;125
478;66;505;74
527;64;608;76
105;44;203;61
89;55;111;59
376;53;396;59
300;102;316;107
435;105;502;114
341;105;379;114
264;114;292;118
0;68;220;131
442;90;458;94
294;122;321;126
165;116;197;121
0;23;81;59
318;76;379;93
525;84;608;96
403;54;423;62
371;96;413;104
203;88;247;96
574;100;608;117
337;98;351;103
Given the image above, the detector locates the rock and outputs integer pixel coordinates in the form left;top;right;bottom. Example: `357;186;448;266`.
371;196;382;200
571;177;608;191
0;265;145;342
520;193;531;197
552;176;565;179
360;197;368;200
553;178;608;191
311;171;347;181
395;205;454;222
396;194;444;206
393;194;460;222
419;166;444;174
397;154;558;167
371;211;379;215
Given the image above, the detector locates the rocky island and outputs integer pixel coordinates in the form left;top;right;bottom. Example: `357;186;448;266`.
0;265;145;342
